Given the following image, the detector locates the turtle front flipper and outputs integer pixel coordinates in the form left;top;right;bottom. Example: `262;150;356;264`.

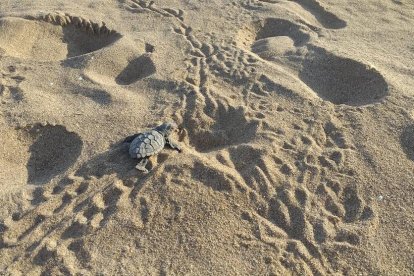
123;133;142;144
135;158;149;173
166;137;182;152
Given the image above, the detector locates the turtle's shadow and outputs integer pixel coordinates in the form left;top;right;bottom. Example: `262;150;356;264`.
75;139;138;180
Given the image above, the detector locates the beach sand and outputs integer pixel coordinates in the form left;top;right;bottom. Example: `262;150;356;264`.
0;0;413;275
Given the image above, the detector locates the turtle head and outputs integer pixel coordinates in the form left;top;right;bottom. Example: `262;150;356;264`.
155;122;178;137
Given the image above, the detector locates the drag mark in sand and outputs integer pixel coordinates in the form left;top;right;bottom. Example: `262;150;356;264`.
117;1;378;273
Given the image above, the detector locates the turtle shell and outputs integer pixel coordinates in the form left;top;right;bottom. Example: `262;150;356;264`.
129;130;166;159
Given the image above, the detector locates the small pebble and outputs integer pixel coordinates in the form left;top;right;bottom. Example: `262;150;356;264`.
78;76;83;81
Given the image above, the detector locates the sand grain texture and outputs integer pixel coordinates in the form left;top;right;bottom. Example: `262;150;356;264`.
0;0;413;275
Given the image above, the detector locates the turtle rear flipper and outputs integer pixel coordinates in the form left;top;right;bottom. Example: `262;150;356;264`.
135;158;149;173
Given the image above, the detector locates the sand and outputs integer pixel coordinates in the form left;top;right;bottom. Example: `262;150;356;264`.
0;0;413;275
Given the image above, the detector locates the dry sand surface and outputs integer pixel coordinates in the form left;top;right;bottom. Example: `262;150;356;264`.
0;0;413;275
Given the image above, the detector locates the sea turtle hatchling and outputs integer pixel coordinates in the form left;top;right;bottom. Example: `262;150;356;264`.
123;122;182;172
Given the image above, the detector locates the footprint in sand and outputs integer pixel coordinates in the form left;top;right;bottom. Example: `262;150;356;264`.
401;125;414;161
254;0;346;29
83;37;157;86
115;54;157;85
299;46;388;106
0;122;82;212
0;13;154;99
242;16;388;106
0;14;120;61
289;0;347;29
251;18;310;60
26;124;83;184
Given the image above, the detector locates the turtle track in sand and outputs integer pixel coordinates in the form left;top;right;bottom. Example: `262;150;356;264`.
119;1;378;273
0;173;138;275
0;65;25;104
0;1;380;274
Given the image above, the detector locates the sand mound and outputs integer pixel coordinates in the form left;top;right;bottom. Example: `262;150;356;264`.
0;15;120;61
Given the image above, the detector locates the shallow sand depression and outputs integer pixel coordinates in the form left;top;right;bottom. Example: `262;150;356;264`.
0;1;413;275
0;16;120;61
